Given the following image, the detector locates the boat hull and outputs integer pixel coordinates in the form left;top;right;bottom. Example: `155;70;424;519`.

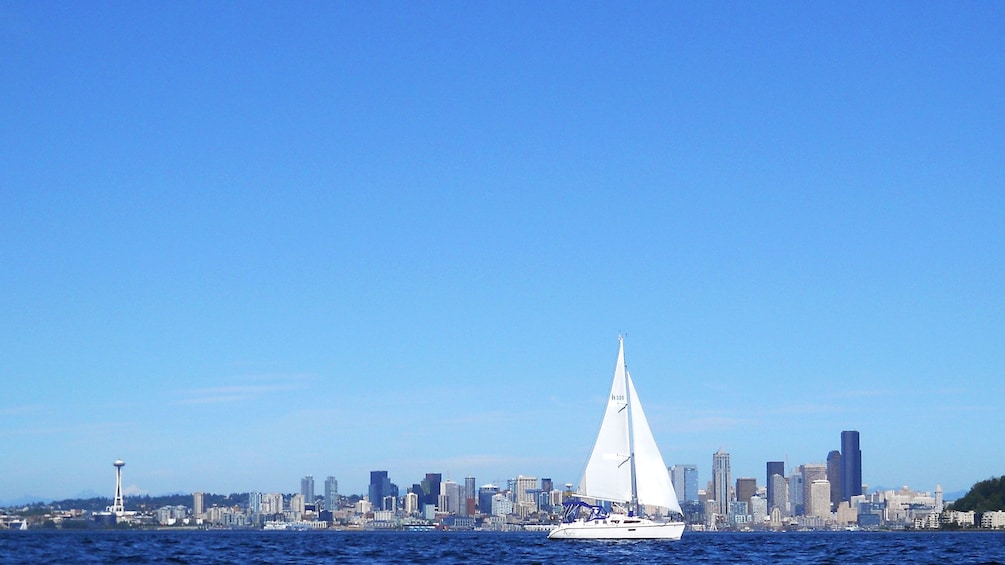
547;518;684;540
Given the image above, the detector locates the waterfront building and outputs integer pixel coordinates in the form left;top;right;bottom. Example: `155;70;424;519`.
712;449;732;518
670;464;699;503
301;475;314;503
942;510;975;527
324;476;338;511
373;509;395;522
841;430;863;501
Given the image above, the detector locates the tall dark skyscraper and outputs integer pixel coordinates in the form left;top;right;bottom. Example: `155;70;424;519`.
369;470;398;511
478;484;499;512
840;430;862;501
826;450;842;510
421;473;442;508
766;461;785;511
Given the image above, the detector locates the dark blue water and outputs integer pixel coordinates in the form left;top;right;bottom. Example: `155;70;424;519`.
2;530;1004;564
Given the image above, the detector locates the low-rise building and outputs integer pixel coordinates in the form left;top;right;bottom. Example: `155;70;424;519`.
981;510;1005;529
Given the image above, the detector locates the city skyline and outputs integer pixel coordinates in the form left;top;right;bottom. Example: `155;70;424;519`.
3;3;1003;503
1;437;968;509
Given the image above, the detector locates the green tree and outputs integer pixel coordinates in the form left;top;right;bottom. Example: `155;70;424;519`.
949;476;1005;513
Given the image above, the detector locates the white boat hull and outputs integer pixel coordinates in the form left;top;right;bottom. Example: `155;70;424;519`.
547;517;684;540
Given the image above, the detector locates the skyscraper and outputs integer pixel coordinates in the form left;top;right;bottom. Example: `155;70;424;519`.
301;475;315;503
808;479;831;519
478;484;499;513
248;492;262;514
464;477;477;516
670;464;699;503
324;476;338;512
712;449;731;518
770;474;789;517
735;477;757;515
801;463;826;514
826;450;842;510
193;491;204;517
421;473;442;508
515;475;537;510
368;471;399;511
788;470;805;516
449;480;467;514
841;430;862;501
766;461;785;512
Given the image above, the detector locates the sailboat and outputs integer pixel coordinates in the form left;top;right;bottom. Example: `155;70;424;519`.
548;336;685;540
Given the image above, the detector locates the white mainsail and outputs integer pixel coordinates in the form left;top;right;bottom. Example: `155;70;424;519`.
576;337;683;516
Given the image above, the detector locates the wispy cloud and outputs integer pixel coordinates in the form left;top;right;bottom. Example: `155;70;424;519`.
674;415;756;433
759;403;846;416
176;374;313;406
828;389;895;399
932;404;995;413
0;404;48;417
0;421;132;437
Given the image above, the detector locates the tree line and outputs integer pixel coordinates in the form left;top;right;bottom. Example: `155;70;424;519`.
948;476;1005;513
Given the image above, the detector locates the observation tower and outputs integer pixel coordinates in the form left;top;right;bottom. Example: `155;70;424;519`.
108;459;126;515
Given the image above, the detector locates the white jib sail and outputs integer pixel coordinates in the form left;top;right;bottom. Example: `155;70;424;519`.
626;366;683;515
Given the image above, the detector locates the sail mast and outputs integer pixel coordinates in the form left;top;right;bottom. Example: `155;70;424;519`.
622;336;640;516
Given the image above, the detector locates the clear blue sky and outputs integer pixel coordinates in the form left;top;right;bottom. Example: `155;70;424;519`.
2;1;1002;503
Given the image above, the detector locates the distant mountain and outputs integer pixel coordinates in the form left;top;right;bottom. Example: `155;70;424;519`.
943;489;968;502
12;492;257;513
0;495;48;507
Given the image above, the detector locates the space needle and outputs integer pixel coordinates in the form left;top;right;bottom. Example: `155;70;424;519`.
108;459;126;515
